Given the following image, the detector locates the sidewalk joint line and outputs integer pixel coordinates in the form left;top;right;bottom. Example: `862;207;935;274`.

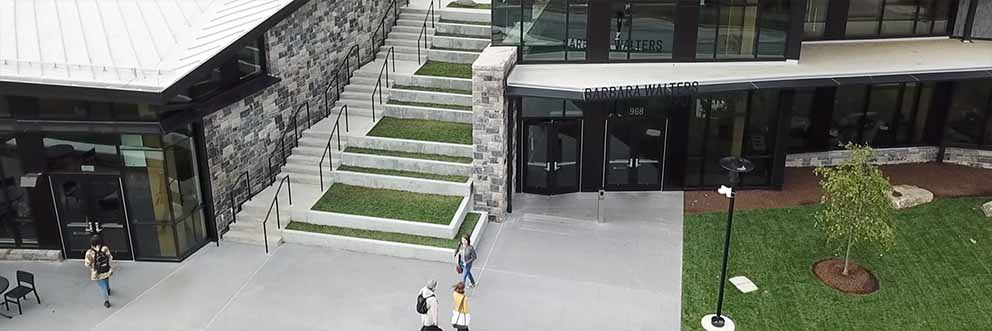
201;244;281;331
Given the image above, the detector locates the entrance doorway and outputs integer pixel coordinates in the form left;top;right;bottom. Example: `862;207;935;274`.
604;118;668;191
523;119;582;194
50;174;133;260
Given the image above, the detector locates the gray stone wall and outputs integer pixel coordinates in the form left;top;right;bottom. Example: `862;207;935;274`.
943;147;992;169
785;146;940;167
955;0;992;39
204;0;398;232
471;46;517;223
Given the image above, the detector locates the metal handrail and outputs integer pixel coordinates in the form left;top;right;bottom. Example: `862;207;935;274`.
261;174;292;254
417;0;436;64
369;0;400;59
228;171;252;224
291;102;312;143
325;45;362;120
319;104;349;191
371;46;396;122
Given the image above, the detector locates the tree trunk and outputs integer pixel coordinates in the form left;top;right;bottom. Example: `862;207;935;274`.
842;235;853;276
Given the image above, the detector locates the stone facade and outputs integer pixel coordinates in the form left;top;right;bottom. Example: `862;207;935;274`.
471;47;517;223
955;0;992;39
203;0;397;232
942;147;992;169
785;146;940;168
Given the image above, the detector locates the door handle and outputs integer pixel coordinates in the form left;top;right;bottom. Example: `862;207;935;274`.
545;162;551;172
634;158;640;168
554;161;560;171
628;159;635;168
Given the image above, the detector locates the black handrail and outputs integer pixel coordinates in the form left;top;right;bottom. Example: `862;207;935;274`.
417;0;436;64
291;102;312;143
261;174;292;254
369;0;400;59
228;171;252;224
371;46;396;122
318;104;349;191
325;45;362;122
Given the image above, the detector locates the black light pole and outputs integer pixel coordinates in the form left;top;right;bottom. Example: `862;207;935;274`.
704;156;754;331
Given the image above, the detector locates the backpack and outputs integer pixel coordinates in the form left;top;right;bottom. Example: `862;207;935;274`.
416;293;434;314
92;247;111;274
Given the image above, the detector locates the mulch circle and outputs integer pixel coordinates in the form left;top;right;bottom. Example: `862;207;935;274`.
812;258;880;295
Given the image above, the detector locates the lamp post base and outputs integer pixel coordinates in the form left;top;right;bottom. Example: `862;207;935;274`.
701;314;736;331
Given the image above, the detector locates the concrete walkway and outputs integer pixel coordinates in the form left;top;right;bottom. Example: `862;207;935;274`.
0;192;683;331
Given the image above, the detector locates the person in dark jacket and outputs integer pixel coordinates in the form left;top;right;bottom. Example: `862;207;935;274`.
455;235;477;288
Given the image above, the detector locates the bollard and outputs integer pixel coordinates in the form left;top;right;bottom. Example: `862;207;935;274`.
597;189;606;223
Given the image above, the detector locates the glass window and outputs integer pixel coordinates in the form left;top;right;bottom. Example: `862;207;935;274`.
944;80;992;146
238;39;264;80
165;129;206;255
523;0;568;61
693;93;749;187
916;0;937;34
0;136;38;248
566;0;589;61
757;0;791;58
612;1;676;61
492;0;522;46
120;134;177;259
804;0;829;39
930;0;952;34
0;96;10;117
912;83;935;143
743;89;780;186
881;0;918;36
36;98;88;120
846;0;883;37
787;89;816;153
864;83;902;147
831;86;869;148
43;134;121;173
522;97;564;118
698;1;761;60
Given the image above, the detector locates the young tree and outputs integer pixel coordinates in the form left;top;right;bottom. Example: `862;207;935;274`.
814;143;896;275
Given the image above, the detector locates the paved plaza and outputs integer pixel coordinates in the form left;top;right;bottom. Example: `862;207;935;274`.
0;192;683;331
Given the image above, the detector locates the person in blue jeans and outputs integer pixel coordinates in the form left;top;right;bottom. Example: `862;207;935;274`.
84;235;114;308
455;235;477;288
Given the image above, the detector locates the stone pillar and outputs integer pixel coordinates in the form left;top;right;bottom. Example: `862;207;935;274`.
471;47;517;223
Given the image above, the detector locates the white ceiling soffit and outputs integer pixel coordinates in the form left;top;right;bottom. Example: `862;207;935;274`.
0;0;294;93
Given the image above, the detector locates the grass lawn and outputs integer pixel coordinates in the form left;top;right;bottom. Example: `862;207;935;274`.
682;196;992;330
392;84;472;95
415;61;472;79
286;212;480;249
344;146;473;164
387;100;472;111
367;117;472;145
447;2;491;9
337;165;469;183
312;184;463;224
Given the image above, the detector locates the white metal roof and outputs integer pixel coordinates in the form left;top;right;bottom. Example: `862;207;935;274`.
508;38;992;95
0;0;294;93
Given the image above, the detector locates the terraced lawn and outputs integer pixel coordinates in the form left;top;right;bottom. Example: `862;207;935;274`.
415;61;472;79
392;84;471;95
286;213;481;249
447;2;491;9
312;184;463;224
367;117;472;145
682;196;992;330
345;147;472;164
388;100;471;111
337;165;469;182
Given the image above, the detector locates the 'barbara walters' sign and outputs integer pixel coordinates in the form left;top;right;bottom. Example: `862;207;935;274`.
584;81;700;101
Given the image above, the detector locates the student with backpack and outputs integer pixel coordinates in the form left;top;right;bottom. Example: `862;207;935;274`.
84;234;114;308
417;280;442;331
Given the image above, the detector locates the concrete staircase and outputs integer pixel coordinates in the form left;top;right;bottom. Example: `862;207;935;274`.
223;5;492;252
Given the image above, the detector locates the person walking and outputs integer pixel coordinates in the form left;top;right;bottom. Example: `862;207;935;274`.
451;282;471;331
84;234;114;308
417;280;442;331
454;235;477;288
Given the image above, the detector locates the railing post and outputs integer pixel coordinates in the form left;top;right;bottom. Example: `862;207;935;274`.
287;176;293;206
245;171;252;198
275;198;281;230
344;105;350;132
305;103;311;128
263;222;269;254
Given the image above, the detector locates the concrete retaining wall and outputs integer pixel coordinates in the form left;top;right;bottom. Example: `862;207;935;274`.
785;146;939;167
397;75;472;91
390;88;472;106
306;196;469;239
440;8;491;23
332;170;471;195
282;211;489;263
385;104;473;123
428;49;481;64
341;152;471;176
437;22;490;38
433;36;491;51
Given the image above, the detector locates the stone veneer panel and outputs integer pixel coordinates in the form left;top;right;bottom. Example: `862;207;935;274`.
471;46;517;223
942;147;992;169
785;146;939;167
203;0;398;233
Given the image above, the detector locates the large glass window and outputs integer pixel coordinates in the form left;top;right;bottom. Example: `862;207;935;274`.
944;80;992;146
518;0;590;62
611;1;676;61
698;0;790;60
742;89;780;186
687;92;750;187
787;89;816;153
187;38;268;100
844;0;956;39
0;136;37;248
803;0;829;39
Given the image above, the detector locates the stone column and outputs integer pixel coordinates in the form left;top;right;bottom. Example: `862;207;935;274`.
471;47;517;223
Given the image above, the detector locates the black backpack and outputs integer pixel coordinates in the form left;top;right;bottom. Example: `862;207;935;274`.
416;293;434;314
92;247;111;274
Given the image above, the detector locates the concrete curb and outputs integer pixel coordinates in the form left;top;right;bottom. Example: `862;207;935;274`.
439;8;491;23
436;22;491;39
350;135;473;158
306;196;470;239
390;88;472;106
281;211;489;263
0;249;63;261
428;49;481;64
341;152;471;176
385;103;473;123
332;170;471;196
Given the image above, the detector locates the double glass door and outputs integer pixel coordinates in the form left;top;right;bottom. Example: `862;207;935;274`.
605;118;667;190
50;174;133;260
524;120;582;194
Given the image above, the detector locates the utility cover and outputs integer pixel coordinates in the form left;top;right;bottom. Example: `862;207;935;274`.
729;276;758;294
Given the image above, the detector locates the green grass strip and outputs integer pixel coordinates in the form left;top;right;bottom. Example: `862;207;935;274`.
681;196;992;330
415;61;472;79
344;147;473;164
439;18;490;26
387;100;472;112
337;165;469;183
392;84;472;95
368;117;472;145
311;184;462;224
447;2;491;9
286;213;481;249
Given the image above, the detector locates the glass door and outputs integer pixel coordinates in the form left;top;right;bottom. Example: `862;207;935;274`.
523;120;582;195
605;118;667;191
50;174;133;260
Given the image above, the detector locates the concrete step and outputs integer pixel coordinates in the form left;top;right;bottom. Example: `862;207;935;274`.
436;22;491;39
350;135;473;158
376;51;423;62
389;87;471;106
432;34;490;51
397;74;472;91
395;18;426;27
392;25;434;34
401;7;431;15
341;151;471;176
384;103;472;124
427;48;480;64
385;32;432;43
332;170;471;196
399;12;428;21
386;38;432;48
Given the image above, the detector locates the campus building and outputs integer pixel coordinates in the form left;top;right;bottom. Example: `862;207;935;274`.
466;0;992;218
